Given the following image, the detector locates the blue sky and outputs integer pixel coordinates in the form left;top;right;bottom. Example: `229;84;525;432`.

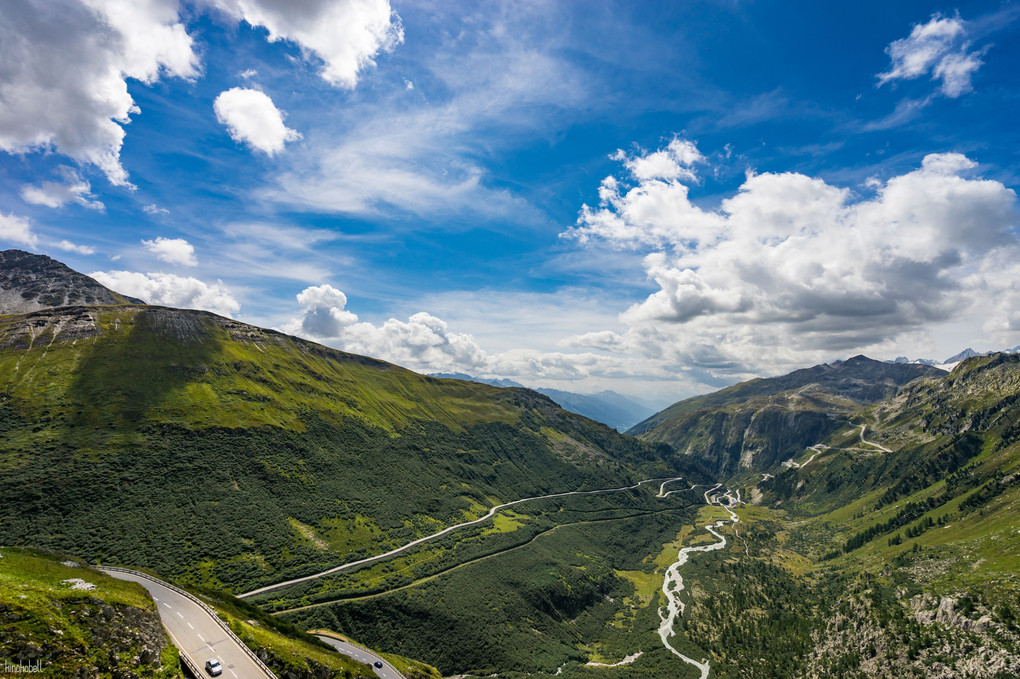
1;0;1019;401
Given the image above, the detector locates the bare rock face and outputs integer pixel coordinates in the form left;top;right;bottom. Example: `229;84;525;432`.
0;249;143;315
0;598;167;676
806;584;1019;679
912;593;994;632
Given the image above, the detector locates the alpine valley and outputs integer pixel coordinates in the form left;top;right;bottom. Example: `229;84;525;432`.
2;251;1018;678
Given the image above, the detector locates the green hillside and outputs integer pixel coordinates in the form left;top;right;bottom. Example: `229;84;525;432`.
0;304;693;595
711;354;1020;677
0;547;432;679
4;261;1018;677
0;547;182;678
629;355;943;475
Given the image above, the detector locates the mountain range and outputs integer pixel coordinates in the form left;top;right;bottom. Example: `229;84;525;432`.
627;355;945;474
889;345;1020;369
1;249;1018;678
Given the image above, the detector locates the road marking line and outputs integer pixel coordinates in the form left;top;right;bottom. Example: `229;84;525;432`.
187;622;194;629
162;602;172;609
230;672;237;678
176;611;184;618
198;633;205;642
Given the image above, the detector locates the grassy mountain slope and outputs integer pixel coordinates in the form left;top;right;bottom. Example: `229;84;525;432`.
0;547;182;678
629;356;943;474
277;488;703;677
715;354;1020;677
0;547;430;679
0;304;693;595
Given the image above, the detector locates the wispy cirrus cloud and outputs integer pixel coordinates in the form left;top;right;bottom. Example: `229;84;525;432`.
20;166;104;211
54;239;95;255
262;4;592;221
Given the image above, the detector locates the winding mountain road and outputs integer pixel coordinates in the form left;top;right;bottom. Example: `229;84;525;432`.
232;474;740;678
239;477;684;599
100;568;276;679
858;424;892;452
314;634;404;679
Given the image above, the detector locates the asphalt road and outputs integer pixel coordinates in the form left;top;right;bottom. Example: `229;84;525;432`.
315;635;404;679
240;476;684;599
101;569;273;679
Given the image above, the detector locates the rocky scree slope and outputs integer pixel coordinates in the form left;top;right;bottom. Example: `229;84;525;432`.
0;249;143;315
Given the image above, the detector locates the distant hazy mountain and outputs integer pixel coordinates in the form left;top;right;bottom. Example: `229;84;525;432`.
890;356;940;367
429;372;525;388
533;388;656;432
429;373;657;431
0;249;143;314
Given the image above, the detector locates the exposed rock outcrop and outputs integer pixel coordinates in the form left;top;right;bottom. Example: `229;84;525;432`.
0;249;142;315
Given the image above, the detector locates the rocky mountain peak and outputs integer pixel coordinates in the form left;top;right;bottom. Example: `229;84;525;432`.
0;249;143;315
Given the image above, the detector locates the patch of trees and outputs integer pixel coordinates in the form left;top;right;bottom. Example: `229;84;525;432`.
876;433;982;509
833;494;950;556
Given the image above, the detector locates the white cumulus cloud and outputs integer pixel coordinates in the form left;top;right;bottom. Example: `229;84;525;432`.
204;0;403;88
89;270;241;316
0;0;400;184
0;0;199;186
283;285;484;371
280;285;653;383
281;284;359;338
613;137;704;182
214;87;301;155
877;13;985;97
142;236;197;266
280;286;490;372
0;212;39;248
340;313;489;373
564;139;1020;377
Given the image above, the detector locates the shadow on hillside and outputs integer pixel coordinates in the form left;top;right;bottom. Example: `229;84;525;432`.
65;307;222;441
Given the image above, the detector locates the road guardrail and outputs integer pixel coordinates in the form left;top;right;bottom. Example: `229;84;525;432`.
98;565;278;679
